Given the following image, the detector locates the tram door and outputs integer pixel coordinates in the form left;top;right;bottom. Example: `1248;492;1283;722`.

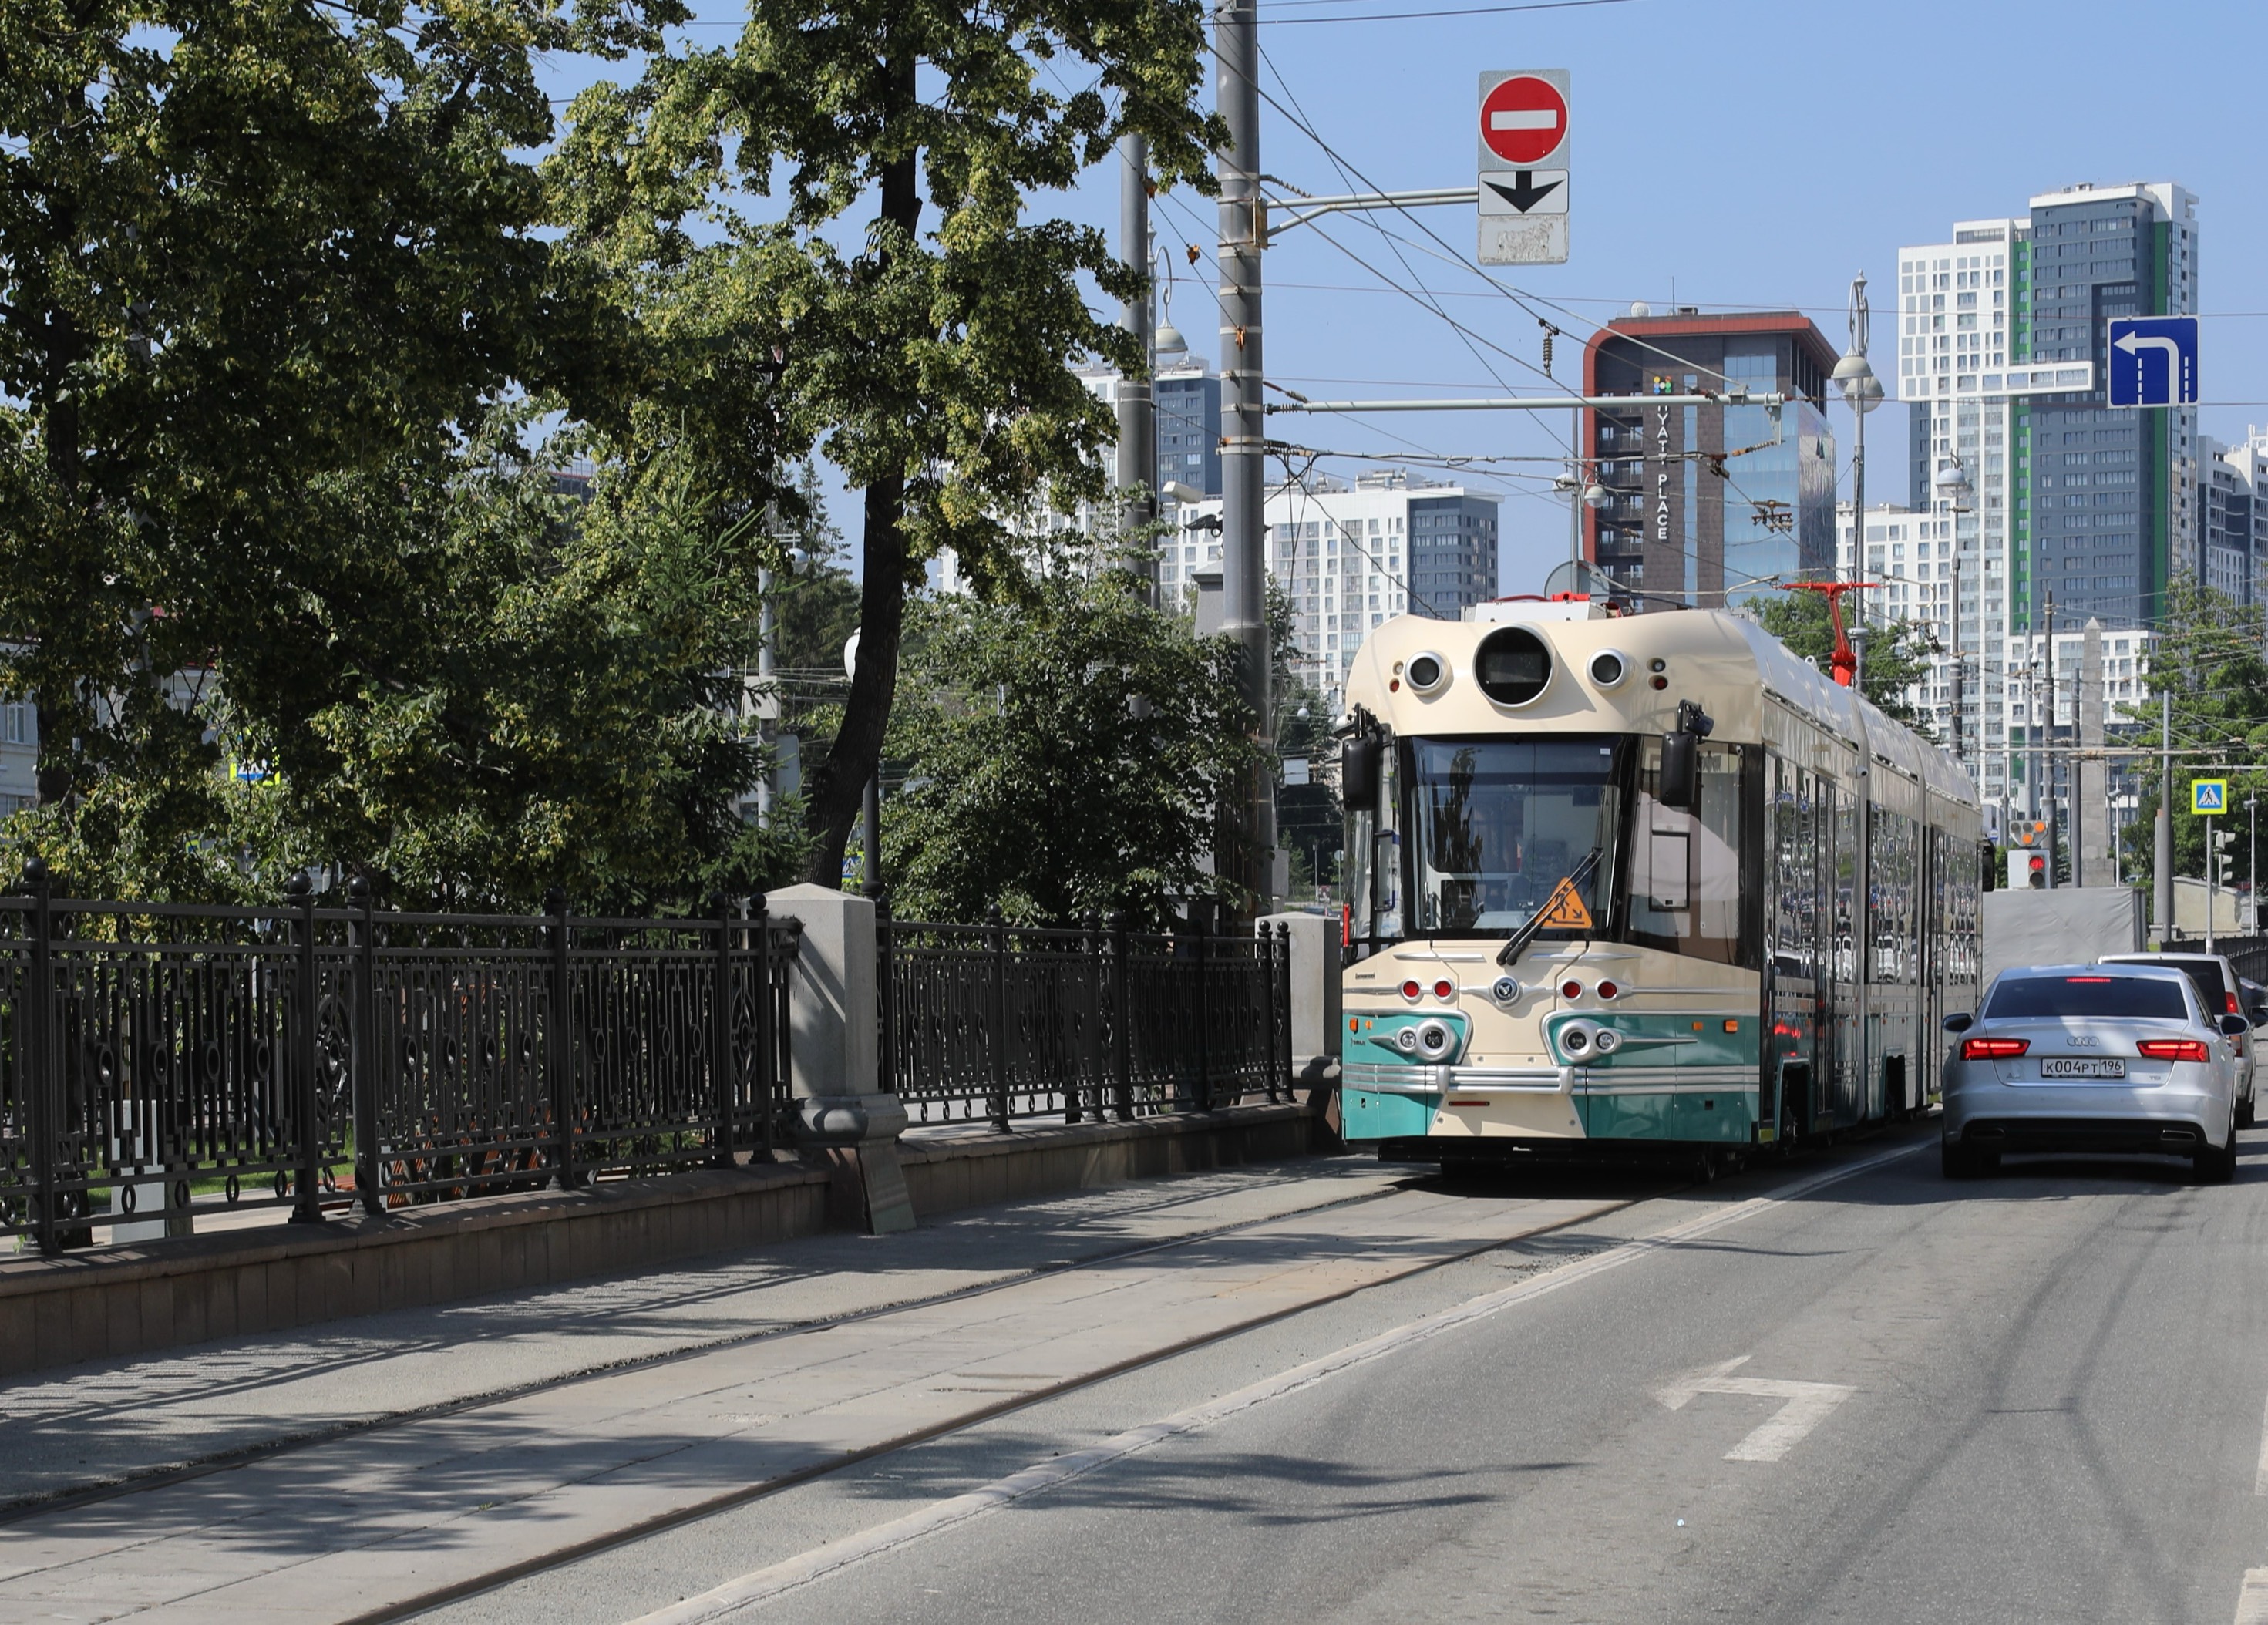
1768;757;1824;1139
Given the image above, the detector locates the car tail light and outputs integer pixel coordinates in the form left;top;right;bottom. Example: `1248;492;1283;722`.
1561;980;1583;1000
1961;1037;2030;1060
1432;979;1453;999
2138;1038;2211;1062
2228;991;2243;1016
1597;980;1620;1001
1401;980;1421;1000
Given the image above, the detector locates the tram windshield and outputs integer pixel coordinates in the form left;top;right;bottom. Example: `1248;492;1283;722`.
1403;736;1628;938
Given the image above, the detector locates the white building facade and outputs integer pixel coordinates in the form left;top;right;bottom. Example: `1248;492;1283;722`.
1895;181;2199;813
1167;472;1501;712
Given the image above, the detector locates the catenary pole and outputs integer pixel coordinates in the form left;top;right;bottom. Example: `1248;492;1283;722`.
1118;133;1157;604
2043;595;2057;888
1216;0;1272;912
2155;688;2173;943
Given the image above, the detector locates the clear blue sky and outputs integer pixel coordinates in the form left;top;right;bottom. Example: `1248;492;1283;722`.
547;0;2268;587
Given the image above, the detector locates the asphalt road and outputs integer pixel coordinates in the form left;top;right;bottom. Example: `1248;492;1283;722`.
427;1126;2268;1625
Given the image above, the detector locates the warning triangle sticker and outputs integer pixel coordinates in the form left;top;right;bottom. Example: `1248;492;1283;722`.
1534;877;1593;931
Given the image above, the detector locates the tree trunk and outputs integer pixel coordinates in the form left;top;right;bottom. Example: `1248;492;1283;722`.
800;56;920;889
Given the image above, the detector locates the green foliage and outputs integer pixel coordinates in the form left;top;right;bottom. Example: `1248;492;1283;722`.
882;560;1256;927
547;0;1224;883
0;0;647;893
2117;575;2268;899
1753;591;1938;732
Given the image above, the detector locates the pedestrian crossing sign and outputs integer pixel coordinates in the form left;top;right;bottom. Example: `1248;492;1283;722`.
2192;779;2228;815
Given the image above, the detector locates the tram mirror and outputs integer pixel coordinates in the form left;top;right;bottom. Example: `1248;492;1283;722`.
1342;733;1382;812
1659;730;1700;809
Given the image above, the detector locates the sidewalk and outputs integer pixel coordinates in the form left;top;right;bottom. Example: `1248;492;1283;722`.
0;1158;1630;1625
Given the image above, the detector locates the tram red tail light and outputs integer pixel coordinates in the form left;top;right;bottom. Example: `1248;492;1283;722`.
1596;980;1619;1001
1960;1037;2029;1060
1560;980;1583;1000
2137;1038;2211;1062
1433;979;1454;999
1401;980;1422;1001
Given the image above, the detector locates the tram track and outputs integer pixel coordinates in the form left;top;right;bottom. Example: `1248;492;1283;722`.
0;1166;1433;1529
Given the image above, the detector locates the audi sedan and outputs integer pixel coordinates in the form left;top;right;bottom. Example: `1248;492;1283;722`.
1940;964;2249;1182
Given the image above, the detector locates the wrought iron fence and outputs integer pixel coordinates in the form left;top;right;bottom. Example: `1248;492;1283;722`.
0;869;799;1253
880;907;1294;1129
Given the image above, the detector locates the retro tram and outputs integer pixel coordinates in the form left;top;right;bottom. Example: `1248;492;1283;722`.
1335;597;1983;1171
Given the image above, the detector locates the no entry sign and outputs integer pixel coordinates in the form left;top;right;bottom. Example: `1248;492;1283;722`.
1479;72;1568;167
1476;69;1570;266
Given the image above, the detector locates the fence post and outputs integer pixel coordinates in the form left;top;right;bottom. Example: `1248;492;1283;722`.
1192;918;1210;1112
1109;911;1133;1122
25;858;56;1255
545;889;584;1189
711;893;738;1170
749;892;776;1153
987;903;1010;1132
1257;922;1279;1106
286;873;325;1225
351;876;382;1217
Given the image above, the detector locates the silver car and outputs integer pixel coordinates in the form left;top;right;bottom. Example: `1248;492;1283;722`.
2099;950;2257;1126
1940;963;2249;1181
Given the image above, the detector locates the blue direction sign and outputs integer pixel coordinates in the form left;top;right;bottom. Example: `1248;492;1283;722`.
2192;778;2228;815
2108;315;2199;408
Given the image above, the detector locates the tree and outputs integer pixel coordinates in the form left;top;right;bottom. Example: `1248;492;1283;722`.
2117;575;2268;901
0;0;634;890
1753;591;1938;732
880;557;1254;927
547;0;1223;888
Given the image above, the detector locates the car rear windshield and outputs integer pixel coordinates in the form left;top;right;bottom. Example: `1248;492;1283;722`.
1987;975;2189;1021
2107;955;2229;1008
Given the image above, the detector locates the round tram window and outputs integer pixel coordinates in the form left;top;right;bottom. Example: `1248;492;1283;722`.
1474;626;1552;705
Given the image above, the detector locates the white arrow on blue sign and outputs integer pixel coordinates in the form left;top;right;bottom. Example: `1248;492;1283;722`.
2107;315;2199;409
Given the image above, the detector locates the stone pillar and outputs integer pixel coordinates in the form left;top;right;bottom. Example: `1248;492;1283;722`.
1259;911;1341;1105
762;883;914;1233
2079;618;2113;888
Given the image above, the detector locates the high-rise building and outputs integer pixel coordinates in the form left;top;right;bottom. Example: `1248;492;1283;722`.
2205;428;2268;604
1169;471;1501;710
1894;182;2199;809
1155;358;1222;498
1581;310;1839;611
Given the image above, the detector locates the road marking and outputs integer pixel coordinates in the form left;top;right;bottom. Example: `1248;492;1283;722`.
2253;1390;2268;1495
1656;1354;1856;1462
625;1139;1923;1624
2234;1567;2268;1625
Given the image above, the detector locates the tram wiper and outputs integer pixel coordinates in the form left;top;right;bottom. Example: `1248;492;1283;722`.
1496;846;1600;968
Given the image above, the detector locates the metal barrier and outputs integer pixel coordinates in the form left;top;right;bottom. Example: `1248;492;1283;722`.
0;866;799;1253
880;907;1293;1129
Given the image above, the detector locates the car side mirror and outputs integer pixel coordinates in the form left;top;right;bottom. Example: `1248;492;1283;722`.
1341;732;1382;814
2220;1013;2251;1038
1941;1012;1973;1035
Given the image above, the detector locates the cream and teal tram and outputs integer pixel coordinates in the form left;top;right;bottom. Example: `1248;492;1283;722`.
1335;599;1982;1169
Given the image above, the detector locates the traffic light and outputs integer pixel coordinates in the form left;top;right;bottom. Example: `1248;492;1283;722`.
2007;848;2048;890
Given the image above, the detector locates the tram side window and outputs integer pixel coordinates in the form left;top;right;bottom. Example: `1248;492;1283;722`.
1771;757;1818;981
1627;741;1756;968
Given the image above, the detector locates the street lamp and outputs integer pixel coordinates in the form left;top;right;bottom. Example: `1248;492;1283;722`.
1833;273;1883;685
1554;466;1611;586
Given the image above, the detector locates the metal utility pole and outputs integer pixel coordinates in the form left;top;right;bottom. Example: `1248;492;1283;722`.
2249;794;2259;935
1216;0;1273;911
755;562;776;829
1948;556;1963;768
2042;596;2057;888
1832;273;1883;692
2155;688;2173;944
1118;132;1158;603
2207;812;2219;953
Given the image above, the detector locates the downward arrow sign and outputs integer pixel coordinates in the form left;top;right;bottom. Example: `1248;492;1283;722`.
1484;170;1562;214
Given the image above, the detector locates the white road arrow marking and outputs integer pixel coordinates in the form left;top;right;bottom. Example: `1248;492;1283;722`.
2114;329;2187;396
1656;1354;1856;1462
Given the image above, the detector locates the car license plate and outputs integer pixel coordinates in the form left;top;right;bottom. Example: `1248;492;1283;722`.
2041;1058;2126;1079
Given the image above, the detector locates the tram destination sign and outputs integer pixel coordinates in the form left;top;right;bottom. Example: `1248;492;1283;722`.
1477;69;1569;266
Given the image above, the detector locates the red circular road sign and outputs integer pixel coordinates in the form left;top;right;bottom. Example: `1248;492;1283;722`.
1480;76;1567;166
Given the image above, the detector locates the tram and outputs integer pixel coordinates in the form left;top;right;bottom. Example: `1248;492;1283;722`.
1335;597;1983;1169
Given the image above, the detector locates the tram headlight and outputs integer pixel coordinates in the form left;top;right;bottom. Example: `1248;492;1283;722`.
1413;1018;1456;1061
1559;1020;1596;1057
1405;651;1450;696
1592;1028;1623;1055
1395;1027;1421;1054
1587;648;1630;689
